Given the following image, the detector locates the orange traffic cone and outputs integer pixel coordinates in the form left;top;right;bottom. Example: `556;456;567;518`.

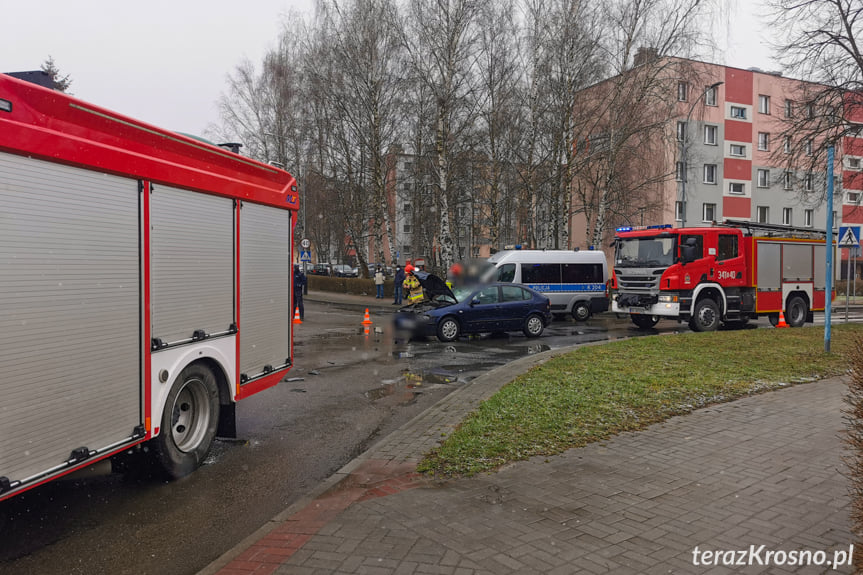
293;307;302;324
362;308;373;325
775;310;789;328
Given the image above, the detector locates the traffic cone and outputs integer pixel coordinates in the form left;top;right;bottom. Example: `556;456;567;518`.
293;307;302;324
775;310;789;328
362;308;373;325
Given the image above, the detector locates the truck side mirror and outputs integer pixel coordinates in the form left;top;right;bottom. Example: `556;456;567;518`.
680;238;698;264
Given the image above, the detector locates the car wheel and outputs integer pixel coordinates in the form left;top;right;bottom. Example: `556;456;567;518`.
631;314;658;329
436;317;460;342
523;314;545;338
572;301;591;322
154;362;220;479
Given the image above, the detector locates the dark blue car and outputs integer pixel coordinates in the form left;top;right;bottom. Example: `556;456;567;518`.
395;272;552;342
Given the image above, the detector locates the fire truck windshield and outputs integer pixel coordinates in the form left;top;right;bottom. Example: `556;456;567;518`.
615;236;676;268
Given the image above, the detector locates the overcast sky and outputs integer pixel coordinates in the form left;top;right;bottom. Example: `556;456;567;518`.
2;0;774;138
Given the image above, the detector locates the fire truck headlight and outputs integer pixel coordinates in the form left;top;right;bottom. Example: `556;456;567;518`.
658;294;678;303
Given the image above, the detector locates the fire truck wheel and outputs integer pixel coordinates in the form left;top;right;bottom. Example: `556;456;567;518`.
689;298;720;332
572;302;591;321
155;363;220;479
786;296;807;328
631;314;659;329
437;317;460;342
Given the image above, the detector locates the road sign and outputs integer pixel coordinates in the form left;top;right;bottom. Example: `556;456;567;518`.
299;250;312;262
839;226;860;247
301;238;311;249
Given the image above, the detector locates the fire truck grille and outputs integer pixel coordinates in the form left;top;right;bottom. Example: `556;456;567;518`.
616;273;660;292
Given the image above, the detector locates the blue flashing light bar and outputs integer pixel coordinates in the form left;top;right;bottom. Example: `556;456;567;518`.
616;226;633;233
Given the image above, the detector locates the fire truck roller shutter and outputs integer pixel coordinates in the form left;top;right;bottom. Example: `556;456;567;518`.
239;202;291;380
0;152;141;486
150;185;235;345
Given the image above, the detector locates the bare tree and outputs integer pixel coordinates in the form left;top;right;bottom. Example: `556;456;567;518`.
768;0;861;206
401;0;487;273
41;56;72;93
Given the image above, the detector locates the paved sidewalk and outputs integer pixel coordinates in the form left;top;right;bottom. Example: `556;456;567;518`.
201;335;854;575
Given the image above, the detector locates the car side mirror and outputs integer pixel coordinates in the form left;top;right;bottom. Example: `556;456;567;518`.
470;297;480;306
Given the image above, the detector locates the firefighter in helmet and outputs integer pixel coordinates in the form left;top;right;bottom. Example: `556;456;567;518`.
403;264;425;303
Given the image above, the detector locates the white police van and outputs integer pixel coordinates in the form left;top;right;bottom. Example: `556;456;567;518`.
483;249;609;321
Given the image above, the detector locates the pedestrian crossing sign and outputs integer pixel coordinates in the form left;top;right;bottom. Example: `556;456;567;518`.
839;226;860;247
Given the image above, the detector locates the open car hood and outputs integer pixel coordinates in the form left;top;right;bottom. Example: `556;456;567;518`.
414;271;455;300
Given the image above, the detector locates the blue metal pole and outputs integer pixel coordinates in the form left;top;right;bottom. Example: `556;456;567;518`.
825;146;834;352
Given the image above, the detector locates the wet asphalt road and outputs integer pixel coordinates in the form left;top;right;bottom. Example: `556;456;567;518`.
0;301;858;575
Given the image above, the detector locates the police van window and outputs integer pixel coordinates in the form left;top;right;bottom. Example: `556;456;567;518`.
522;264;561;283
496;263;516;282
562;263;602;283
717;234;738;261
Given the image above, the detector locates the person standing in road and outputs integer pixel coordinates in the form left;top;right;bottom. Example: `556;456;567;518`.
374;266;385;299
293;264;307;320
393;265;405;305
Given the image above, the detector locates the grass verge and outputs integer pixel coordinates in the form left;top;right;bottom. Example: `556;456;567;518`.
417;324;863;478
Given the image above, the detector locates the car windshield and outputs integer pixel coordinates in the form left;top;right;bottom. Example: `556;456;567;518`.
615;236;677;268
449;286;475;303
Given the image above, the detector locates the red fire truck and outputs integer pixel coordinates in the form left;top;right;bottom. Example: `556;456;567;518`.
0;74;298;502
610;220;833;331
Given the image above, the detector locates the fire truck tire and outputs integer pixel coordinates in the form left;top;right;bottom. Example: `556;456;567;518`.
437;317;460;342
786;296;807;328
631;314;659;329
155;363;220;479
689;298;720;332
572;302;591;321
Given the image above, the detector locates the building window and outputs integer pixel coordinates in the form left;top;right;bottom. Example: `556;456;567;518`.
403;203;411;214
705;85;718;106
849;157;862;170
757;169;770;188
730;144;746;157
403;223;412;234
676;161;685;181
806;102;815;119
783;207;793;225
805;139;813;156
805;209;814;227
759;95;770;114
784;171;793;190
676;121;686;142
704;125;718;145
703;164;717;184
757;206;769;223
731;106;747;119
703;203;716;222
758;132;769;151
784;136;791;154
785;99;793;118
729;182;745;195
848;191;861;204
805;172;813;191
678;81;688;102
675;201;684;221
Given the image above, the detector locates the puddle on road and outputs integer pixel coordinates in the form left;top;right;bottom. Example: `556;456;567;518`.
364;367;462;402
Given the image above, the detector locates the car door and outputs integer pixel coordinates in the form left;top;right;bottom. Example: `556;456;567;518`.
463;285;502;333
499;285;530;330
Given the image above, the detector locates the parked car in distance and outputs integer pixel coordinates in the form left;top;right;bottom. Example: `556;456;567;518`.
308;263;331;276
332;264;358;278
367;264;393;277
394;272;552;342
